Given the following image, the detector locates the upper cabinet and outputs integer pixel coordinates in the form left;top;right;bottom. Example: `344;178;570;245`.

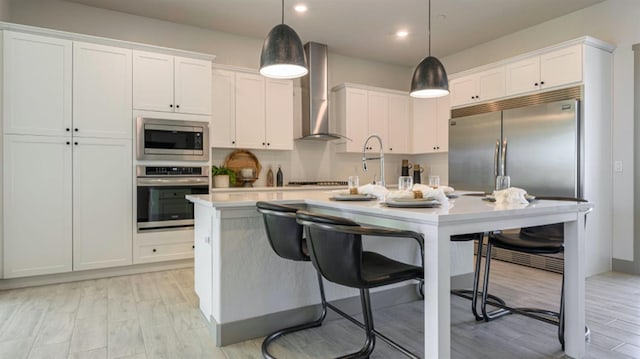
411;95;450;154
450;41;589;108
506;45;582;96
333;85;412;154
73;42;132;139
3;31;72;137
133;50;212;115
211;67;294;150
450;67;505;107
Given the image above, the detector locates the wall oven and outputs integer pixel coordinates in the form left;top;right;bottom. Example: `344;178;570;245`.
136;117;209;161
136;166;209;231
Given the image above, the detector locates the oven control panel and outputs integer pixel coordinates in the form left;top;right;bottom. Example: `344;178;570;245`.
137;166;209;177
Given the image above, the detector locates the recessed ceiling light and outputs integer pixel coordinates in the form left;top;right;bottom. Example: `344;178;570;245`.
396;30;409;38
294;4;308;13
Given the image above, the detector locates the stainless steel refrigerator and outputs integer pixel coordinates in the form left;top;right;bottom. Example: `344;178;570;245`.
448;98;580;197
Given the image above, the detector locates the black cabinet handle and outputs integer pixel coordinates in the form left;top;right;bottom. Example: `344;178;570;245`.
389;148;393;151
66;128;70;132
534;82;539;86
267;142;270;146
540;81;545;85
66;141;70;145
74;128;78;132
262;142;266;146
74;142;78;145
192;245;195;249
152;248;157;253
176;104;180;109
169;104;173;108
232;140;236;144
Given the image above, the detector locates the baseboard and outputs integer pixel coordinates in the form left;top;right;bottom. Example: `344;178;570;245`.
612;258;640;275
212;283;422;347
0;259;193;290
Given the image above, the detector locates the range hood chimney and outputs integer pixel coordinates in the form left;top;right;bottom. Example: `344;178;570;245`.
299;42;343;140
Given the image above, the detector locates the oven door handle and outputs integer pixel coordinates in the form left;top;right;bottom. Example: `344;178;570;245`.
137;177;209;187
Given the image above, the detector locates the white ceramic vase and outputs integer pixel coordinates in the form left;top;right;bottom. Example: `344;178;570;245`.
214;175;230;188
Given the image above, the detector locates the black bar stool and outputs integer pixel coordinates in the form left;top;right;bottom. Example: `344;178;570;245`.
296;210;424;359
256;202;423;359
477;196;590;348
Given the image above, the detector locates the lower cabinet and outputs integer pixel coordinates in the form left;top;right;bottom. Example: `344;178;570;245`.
3;135;73;278
2;135;132;278
73;138;132;271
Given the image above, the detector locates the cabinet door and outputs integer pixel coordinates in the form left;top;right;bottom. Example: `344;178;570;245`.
387;94;410;153
265;78;294;150
411;98;438;153
211;69;236;147
449;76;477;107
174;56;212;115
367;91;388;145
194;205;213;320
344;88;368;152
505;56;540;96
3;135;72;278
3;31;72;136
235;72;266;149
435;96;451;152
476;67;506;103
73;138;132;271
540;44;582;89
73;42;132;139
133;50;174;112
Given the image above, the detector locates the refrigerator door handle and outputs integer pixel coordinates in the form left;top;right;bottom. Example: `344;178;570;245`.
501;137;508;176
494;139;500;178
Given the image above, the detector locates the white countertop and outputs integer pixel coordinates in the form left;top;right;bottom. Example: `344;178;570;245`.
187;190;591;226
209;185;347;193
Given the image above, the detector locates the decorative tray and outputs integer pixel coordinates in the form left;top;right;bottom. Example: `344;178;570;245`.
223;149;262;187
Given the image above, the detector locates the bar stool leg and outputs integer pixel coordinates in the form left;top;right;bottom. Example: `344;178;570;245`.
480;242;512;321
338;289;376;359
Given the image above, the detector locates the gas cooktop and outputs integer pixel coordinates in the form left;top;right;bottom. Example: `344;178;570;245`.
287;181;348;186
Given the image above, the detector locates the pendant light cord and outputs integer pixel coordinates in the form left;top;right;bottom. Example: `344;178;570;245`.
428;0;431;56
281;0;285;24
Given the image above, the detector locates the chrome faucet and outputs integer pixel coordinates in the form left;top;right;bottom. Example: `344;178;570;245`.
362;134;385;186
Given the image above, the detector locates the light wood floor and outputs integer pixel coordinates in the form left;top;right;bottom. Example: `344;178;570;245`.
0;261;639;359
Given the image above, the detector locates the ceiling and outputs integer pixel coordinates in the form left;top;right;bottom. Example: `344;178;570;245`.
66;0;606;67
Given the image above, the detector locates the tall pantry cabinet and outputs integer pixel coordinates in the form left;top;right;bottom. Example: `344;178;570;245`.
2;31;133;278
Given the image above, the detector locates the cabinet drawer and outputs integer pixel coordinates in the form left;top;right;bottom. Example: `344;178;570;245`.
135;241;194;264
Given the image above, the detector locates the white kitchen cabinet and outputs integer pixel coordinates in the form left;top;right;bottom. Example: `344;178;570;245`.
411;95;450;154
450;66;505;107
265;78;294;150
211;67;294;150
3;135;73;278
211;68;236;147
73;138;132;271
194;205;214;321
133;50;212;115
73;42;132;139
506;44;582;96
334;86;368;152
235;72;266;148
3;31;72;137
334;85;413;153
387;94;411;153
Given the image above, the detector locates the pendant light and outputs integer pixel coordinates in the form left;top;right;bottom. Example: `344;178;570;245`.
259;0;308;79
410;0;449;98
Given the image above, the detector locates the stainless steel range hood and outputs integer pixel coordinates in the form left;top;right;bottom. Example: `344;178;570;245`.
298;42;344;140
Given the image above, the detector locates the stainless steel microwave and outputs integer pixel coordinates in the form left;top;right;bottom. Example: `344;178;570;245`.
136;117;209;161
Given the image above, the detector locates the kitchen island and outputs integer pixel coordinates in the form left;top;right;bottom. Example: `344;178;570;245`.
187;190;592;359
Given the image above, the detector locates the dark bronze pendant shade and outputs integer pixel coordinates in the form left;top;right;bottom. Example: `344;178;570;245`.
259;1;308;79
410;0;449;98
410;55;449;98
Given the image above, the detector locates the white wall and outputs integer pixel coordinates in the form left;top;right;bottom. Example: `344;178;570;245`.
0;0;9;22
439;0;638;263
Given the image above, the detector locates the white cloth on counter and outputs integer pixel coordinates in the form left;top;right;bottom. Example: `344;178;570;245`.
493;187;529;205
411;184;450;204
358;184;389;200
385;191;415;200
